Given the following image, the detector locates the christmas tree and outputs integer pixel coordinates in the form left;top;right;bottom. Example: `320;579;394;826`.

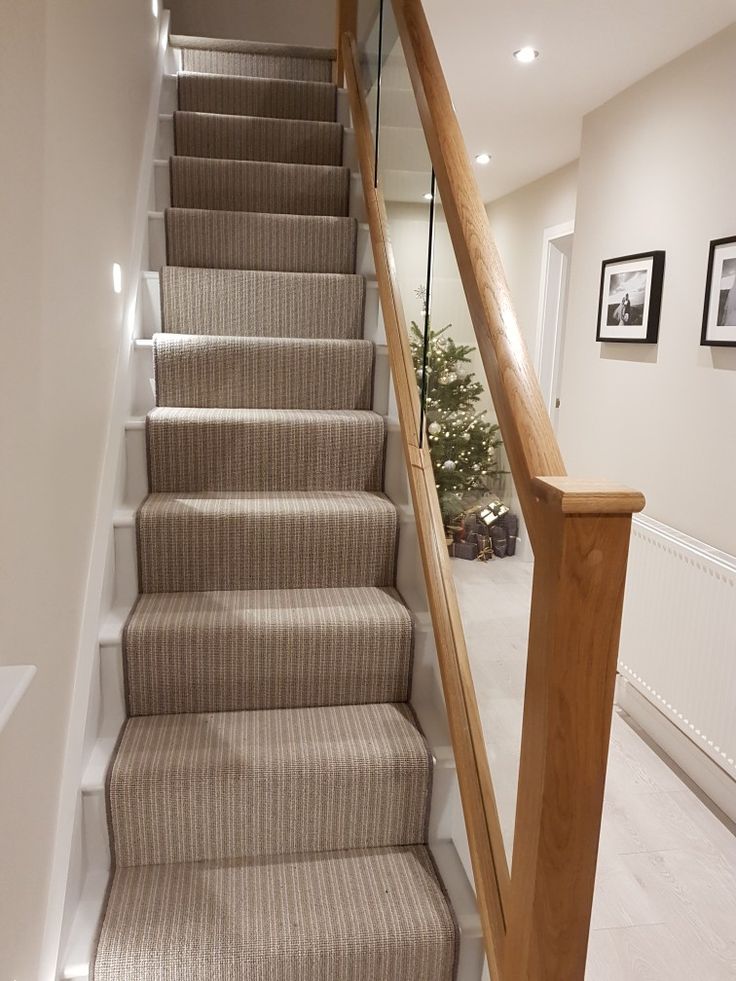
410;315;503;526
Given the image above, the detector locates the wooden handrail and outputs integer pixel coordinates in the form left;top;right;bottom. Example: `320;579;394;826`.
341;2;645;978
390;0;566;546
343;33;509;979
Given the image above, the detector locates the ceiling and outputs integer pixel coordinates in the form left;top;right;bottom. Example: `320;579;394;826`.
379;0;735;203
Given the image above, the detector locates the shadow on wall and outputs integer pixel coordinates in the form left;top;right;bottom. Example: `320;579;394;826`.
600;343;659;365
707;347;736;371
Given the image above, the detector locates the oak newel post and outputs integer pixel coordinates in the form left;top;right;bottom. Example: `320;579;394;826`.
504;478;644;980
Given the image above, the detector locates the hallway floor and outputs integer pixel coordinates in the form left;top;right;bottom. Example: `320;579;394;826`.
452;556;736;980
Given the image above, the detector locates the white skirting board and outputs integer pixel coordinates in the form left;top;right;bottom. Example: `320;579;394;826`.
617;513;736;818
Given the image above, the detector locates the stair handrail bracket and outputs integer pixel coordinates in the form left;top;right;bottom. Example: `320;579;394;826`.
339;1;645;977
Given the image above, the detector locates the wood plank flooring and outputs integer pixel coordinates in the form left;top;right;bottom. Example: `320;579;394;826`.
453;557;736;980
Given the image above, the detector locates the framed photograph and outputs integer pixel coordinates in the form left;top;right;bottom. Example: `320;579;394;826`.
596;251;665;343
701;236;736;347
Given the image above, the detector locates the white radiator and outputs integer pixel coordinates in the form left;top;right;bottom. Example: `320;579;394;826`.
618;514;736;780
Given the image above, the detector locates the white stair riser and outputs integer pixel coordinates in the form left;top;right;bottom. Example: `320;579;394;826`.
154;160;171;211
139;272;162;338
82;791;110;873
161;73;178;114
113;521;138;610
132;345;155;417
99;642;126;740
156;114;174;158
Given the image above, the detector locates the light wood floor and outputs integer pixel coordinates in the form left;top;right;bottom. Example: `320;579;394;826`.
453;556;736;980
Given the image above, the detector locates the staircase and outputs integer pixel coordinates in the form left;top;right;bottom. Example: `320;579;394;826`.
88;33;459;980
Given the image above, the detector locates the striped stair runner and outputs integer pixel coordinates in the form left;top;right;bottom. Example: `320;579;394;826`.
91;32;458;981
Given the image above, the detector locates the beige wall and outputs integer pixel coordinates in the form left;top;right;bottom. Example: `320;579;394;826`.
558;26;736;554
167;0;334;47
486;161;579;354
0;2;158;976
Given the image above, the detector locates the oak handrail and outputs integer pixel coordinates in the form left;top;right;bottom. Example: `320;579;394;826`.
340;2;645;978
390;0;566;546
343;33;509;978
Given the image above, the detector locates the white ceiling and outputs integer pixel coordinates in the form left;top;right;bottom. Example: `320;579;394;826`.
381;0;735;202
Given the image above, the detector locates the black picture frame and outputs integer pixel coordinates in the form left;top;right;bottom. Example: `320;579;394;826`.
701;235;736;347
596;250;665;344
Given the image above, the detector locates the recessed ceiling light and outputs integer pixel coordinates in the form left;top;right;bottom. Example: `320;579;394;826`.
513;46;539;63
475;152;492;165
423;192;434;201
112;263;123;294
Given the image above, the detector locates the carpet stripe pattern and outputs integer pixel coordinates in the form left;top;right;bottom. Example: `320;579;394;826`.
94;847;456;981
170;155;350;216
136;491;398;592
92;29;457;981
178;71;337;121
153;334;374;408
123;586;412;716
171;34;335;81
146;407;385;492
109;702;430;867
160;267;365;338
174;111;343;166
177;48;333;83
166;208;357;273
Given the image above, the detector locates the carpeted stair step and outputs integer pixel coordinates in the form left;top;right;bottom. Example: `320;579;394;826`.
170;156;350;217
174;111;343;166
171;35;334;83
153;333;373;409
178;71;337;122
92;845;458;980
165;208;357;273
146;407;385;492
107;702;430;866
123;586;412;716
137;490;397;591
160;266;365;339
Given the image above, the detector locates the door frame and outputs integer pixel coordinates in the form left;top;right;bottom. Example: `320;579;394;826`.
534;220;575;431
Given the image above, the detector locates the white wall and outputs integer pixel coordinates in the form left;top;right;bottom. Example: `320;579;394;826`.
166;0;334;47
486;161;578;356
558;25;736;555
0;2;159;976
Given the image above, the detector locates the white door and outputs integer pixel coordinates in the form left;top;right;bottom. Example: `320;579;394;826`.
535;222;574;432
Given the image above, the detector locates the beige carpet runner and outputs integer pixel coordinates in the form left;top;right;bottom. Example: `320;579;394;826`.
92;32;457;980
